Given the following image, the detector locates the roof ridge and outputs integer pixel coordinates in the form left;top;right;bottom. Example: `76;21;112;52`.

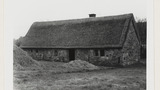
32;13;133;26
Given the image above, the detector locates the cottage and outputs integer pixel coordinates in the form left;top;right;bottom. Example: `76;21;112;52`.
20;13;141;66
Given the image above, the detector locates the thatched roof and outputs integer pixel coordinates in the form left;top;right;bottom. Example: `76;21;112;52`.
21;13;139;48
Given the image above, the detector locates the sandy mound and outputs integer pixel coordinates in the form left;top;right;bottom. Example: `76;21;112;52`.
13;45;41;70
63;60;99;71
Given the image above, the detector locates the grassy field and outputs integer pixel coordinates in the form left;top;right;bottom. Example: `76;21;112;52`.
14;62;146;90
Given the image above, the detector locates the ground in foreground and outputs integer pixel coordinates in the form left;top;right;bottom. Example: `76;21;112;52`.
14;66;146;90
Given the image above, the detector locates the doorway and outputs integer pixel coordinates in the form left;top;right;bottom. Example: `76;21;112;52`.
69;49;75;61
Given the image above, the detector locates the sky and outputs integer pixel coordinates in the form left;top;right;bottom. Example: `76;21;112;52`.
5;0;147;39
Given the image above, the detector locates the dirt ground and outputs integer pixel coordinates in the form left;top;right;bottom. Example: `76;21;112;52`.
14;63;146;90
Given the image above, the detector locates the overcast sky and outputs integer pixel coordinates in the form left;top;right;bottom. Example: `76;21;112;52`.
5;0;147;39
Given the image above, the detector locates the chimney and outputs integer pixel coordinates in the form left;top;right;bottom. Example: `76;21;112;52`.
89;14;96;17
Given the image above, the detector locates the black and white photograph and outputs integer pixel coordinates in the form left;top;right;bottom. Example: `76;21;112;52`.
4;0;150;90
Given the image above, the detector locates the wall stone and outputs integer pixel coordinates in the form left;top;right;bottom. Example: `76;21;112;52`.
90;49;121;66
74;49;121;66
121;22;140;66
24;49;69;62
24;48;122;66
75;49;90;61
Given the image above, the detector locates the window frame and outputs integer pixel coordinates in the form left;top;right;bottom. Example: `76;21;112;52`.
94;49;105;56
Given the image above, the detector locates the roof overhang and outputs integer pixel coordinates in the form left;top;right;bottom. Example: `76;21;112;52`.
20;45;122;49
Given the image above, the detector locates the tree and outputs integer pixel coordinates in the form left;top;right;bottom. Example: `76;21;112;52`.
14;36;24;47
136;18;147;44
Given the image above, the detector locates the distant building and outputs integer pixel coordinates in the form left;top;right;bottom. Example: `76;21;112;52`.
20;13;141;66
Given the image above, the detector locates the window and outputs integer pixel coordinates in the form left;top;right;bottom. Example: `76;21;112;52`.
95;50;99;56
109;53;112;56
54;50;58;56
36;49;38;53
106;55;108;57
94;49;105;56
100;50;104;56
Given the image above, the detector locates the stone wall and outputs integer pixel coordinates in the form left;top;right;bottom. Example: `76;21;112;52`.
24;48;122;66
75;49;121;66
23;49;69;62
121;21;140;66
75;49;90;61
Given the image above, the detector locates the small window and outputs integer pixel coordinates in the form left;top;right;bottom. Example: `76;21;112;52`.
110;53;112;56
100;50;104;56
118;57;121;64
55;50;58;56
106;55;108;57
36;49;38;53
95;50;99;56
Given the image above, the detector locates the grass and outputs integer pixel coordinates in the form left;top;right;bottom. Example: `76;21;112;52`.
14;66;146;90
